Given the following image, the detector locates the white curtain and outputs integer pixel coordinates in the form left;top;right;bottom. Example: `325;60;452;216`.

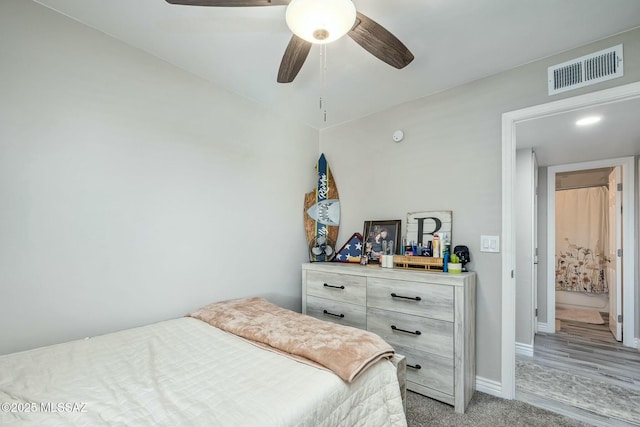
555;186;609;293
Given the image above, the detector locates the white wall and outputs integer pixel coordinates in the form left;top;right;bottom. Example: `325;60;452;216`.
0;0;318;355
537;167;549;325
515;148;534;346
321;27;640;384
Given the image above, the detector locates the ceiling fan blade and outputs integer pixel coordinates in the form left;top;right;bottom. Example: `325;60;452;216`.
165;0;289;6
277;35;312;83
348;12;414;69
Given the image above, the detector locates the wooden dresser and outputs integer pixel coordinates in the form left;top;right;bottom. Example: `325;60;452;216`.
302;262;476;413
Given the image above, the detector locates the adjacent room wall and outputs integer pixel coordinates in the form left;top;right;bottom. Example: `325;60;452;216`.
320;27;640;385
537;167;549;326
515;148;535;348
0;0;318;355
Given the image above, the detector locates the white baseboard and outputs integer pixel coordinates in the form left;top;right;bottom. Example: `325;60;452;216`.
476;376;503;397
537;322;554;333
515;342;533;357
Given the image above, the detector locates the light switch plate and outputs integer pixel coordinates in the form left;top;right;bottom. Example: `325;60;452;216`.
480;235;500;253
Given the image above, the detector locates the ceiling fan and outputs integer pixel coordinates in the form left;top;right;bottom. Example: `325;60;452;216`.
164;0;414;83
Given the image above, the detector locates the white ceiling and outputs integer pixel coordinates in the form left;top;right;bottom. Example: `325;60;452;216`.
34;0;640;130
517;96;640;167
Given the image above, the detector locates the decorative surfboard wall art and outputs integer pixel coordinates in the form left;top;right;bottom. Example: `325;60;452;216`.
304;154;340;262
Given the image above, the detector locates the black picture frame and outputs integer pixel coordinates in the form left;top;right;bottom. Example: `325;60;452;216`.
362;220;401;263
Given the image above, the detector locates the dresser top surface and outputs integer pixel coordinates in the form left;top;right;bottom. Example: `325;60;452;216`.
302;262;475;286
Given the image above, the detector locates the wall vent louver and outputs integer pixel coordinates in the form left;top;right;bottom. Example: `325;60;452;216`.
548;44;623;95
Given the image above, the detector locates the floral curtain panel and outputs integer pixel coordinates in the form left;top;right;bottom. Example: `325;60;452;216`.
555;186;609;293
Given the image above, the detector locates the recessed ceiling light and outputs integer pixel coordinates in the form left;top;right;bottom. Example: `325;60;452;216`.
575;116;602;126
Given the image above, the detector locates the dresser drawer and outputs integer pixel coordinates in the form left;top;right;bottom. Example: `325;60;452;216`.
306;270;366;305
306;295;367;329
393;343;454;396
367;277;454;322
367;307;453;358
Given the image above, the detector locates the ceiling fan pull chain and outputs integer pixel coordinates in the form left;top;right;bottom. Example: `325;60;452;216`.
320;44;327;122
319;44;325;110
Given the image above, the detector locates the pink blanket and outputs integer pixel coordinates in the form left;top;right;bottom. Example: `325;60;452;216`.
188;297;394;383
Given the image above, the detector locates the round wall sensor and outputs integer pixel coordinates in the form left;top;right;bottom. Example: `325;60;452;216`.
392;130;404;142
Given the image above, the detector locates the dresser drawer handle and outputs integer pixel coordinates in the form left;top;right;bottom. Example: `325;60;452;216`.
324;283;345;290
390;325;421;335
407;364;422;370
390;293;421;301
323;309;345;318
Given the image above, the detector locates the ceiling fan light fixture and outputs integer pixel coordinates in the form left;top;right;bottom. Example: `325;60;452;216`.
286;0;356;44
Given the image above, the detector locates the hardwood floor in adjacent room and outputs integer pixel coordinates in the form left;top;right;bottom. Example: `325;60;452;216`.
516;315;640;427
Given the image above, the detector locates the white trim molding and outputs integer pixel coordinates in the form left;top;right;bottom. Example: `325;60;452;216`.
476;376;503;398
501;81;640;400
515;342;534;358
536;322;554;333
501;102;517;399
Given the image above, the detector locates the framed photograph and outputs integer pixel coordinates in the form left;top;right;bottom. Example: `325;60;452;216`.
406;211;452;247
362;220;401;263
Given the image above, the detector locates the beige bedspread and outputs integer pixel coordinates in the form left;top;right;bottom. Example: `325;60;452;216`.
188;297;394;383
0;317;407;426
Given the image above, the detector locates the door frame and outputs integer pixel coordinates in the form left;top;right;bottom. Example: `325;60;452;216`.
608;166;622;341
501;81;640;399
546;157;634;339
532;153;539;336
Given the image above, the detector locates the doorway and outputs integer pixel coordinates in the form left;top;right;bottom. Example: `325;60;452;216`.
514;155;636;424
501;81;640;399
545;157;633;345
552;167;617;341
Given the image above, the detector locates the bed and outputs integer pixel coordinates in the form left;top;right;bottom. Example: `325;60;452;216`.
0;297;407;426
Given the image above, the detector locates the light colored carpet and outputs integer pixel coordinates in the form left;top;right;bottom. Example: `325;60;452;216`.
406;391;589;426
556;308;604;324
